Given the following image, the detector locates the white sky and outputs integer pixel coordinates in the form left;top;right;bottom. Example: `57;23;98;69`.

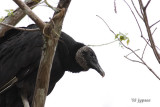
1;0;160;107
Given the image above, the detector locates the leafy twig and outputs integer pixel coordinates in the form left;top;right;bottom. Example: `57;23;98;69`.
98;14;160;80
5;9;14;17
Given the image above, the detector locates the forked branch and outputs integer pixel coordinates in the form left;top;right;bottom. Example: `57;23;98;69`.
138;0;160;64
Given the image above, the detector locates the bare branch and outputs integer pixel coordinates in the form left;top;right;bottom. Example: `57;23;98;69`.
120;38;160;80
150;19;160;28
138;0;160;64
124;0;143;37
124;56;143;64
114;0;117;13
141;40;149;59
144;0;151;10
125;49;140;57
0;22;39;31
0;0;41;37
96;15;116;35
13;0;46;31
131;0;143;20
152;27;157;35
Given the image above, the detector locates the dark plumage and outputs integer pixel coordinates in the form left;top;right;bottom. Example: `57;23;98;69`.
0;24;105;107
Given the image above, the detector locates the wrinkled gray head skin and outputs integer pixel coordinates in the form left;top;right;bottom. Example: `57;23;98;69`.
75;46;105;77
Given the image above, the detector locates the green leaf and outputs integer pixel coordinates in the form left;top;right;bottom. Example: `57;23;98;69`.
127;39;130;45
115;34;119;39
115;32;130;45
5;9;14;17
0;17;4;22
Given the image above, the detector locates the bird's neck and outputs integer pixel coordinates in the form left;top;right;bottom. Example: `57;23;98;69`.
66;44;85;73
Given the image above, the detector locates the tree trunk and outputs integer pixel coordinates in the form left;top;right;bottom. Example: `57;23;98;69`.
13;0;71;107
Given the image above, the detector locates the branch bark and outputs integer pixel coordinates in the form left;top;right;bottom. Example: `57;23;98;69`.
138;0;160;64
0;0;42;37
13;0;71;107
13;0;45;31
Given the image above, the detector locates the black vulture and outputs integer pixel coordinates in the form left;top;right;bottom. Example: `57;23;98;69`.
0;24;105;107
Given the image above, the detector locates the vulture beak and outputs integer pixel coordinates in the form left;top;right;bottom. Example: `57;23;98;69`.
94;63;105;77
88;55;105;77
92;63;105;77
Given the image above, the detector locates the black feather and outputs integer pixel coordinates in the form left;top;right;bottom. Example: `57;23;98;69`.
0;24;104;107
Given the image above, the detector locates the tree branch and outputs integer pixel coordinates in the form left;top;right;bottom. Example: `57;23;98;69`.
138;0;160;64
12;0;71;107
87;40;118;47
150;19;160;28
121;37;160;80
144;0;151;10
98;15;160;80
131;0;143;20
0;22;39;31
0;0;42;37
124;56;143;64
124;0;143;37
13;0;46;31
44;0;59;12
32;0;71;107
96;15;116;35
114;0;117;13
141;40;149;59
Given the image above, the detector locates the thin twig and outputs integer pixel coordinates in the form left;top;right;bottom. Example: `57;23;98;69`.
114;0;117;13
0;22;39;31
152;27;157;35
144;0;151;10
96;15;116;35
131;0;143;20
150;20;160;28
124;0;143;37
125;49;140;57
44;0;60;12
88;40;118;47
141;39;149;59
141;36;160;52
138;0;144;16
124;56;143;64
120;39;160;80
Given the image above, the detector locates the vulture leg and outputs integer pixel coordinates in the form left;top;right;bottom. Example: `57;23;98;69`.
20;92;30;107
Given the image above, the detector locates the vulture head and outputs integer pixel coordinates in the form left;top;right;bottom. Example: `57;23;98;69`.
75;46;105;77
